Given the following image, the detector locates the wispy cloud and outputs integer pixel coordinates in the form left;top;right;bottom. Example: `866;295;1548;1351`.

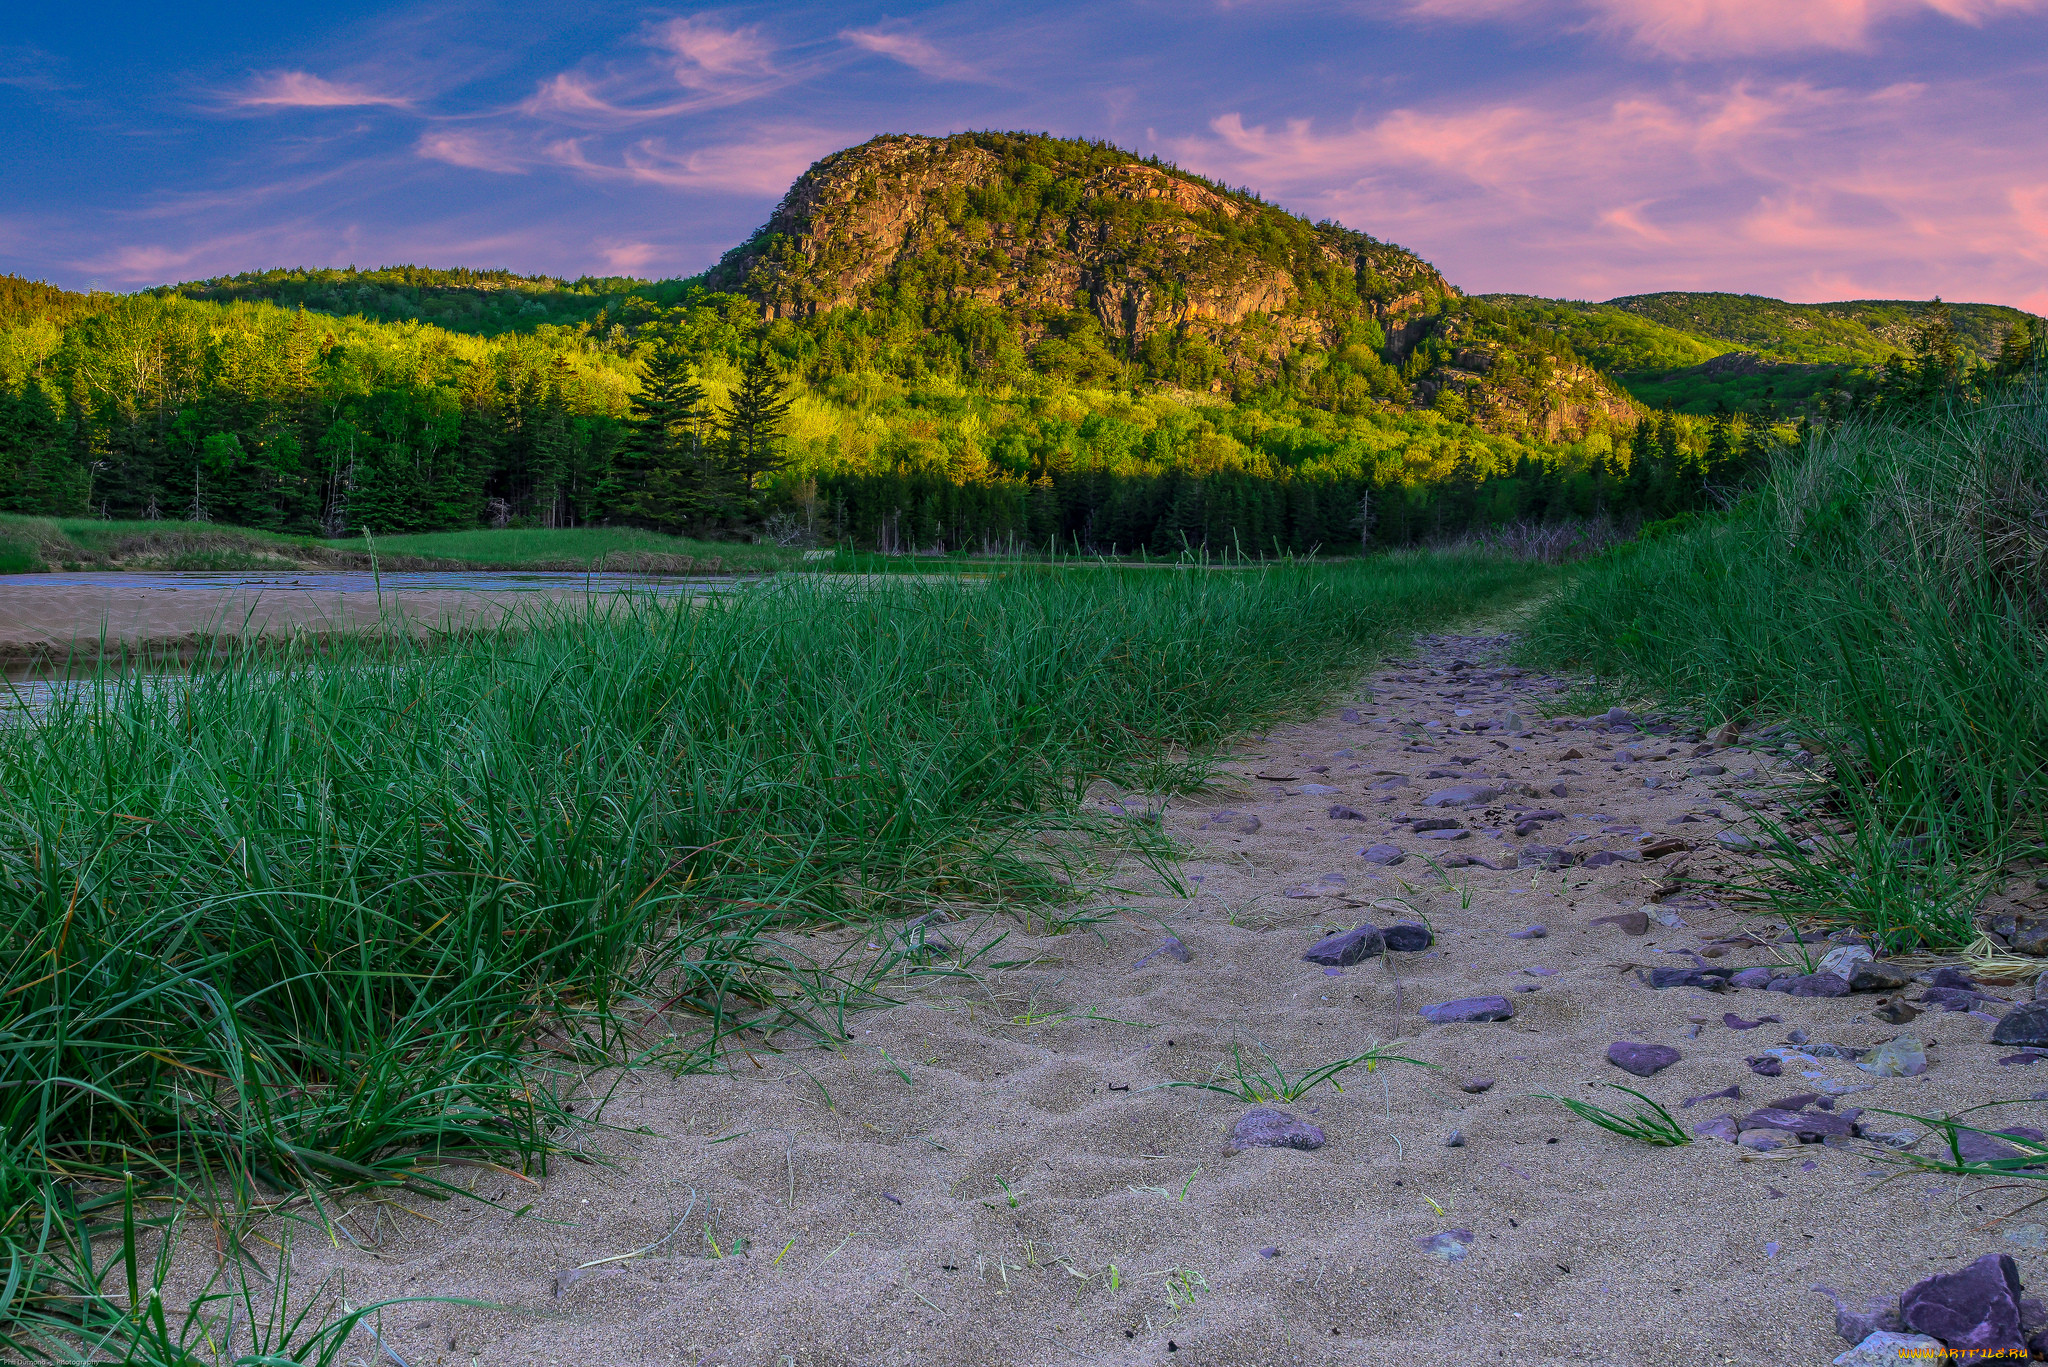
1174;78;2048;309
518;18;787;124
416;130;528;174
839;25;983;82
543;130;833;195
647;16;777;91
1406;0;2048;57
231;71;413;109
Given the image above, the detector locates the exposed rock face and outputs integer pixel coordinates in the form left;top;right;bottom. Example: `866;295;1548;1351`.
704;132;1633;437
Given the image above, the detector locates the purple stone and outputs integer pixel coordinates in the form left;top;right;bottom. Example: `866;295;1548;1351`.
1327;805;1369;820
1923;986;1986;1012
1420;996;1514;1024
1723;1012;1781;1030
1323;966;1344;977
1742;1107;1853;1139
1228;1106;1326;1153
1360;844;1407;866
1680;1085;1741;1108
1993;1002;2048;1047
1414;1229;1474;1262
1607;1041;1681;1076
1815;1286;1905;1345
1900;1254;2026;1355
1417;828;1471;840
1302;925;1384;967
1728;967;1776;990
1341;708;1363;723
1777;972;1851;998
1931;966;1978;989
1509;925;1546;939
1381;922;1434;952
1692;1114;1740;1143
1746;1055;1782;1076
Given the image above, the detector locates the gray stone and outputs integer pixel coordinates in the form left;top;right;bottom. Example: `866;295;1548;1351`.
1420;996;1514;1024
1742;1106;1854;1139
1818;945;1874;980
2014;923;2048;957
1607;1040;1681;1076
1831;1332;1945;1366
1227;1106;1326;1153
1692;1114;1740;1143
1302;925;1384;967
1461;1076;1495;1093
1327;805;1369;821
1589;910;1651;936
1133;937;1194;969
1360;844;1407;866
1417;828;1471;841
1771;972;1851;998
1729;967;1776;990
1858;1038;1929;1077
1421;785;1502;807
1848;961;1910;993
1412;816;1462;832
1715;830;1763;851
1508;925;1546;939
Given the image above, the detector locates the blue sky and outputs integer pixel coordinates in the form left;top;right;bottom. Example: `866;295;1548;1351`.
5;0;2045;309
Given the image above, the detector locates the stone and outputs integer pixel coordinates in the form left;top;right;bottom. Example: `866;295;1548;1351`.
1461;1076;1496;1093
1414;1229;1473;1263
1715;830;1763;852
1771;972;1851;998
1819;946;1875;980
1548;781;1570;798
1875;999;1922;1025
1848;961;1910;993
1133;937;1194;969
1693;1114;1740;1143
1412;816;1462;832
1508;925;1546;939
1418;828;1471;841
1690;764;1728;777
2013;923;2048;957
1341;708;1362;723
1817;1286;1908;1345
1995;1003;2048;1048
1723;1012;1781;1030
1589;910;1651;936
1360;844;1407;866
1471;854;1519;870
1922;986;1986;1012
1381;922;1434;952
1858;1038;1930;1077
1737;1129;1787;1151
1681;1084;1742;1107
1728;967;1777;990
1200;811;1262;834
1831;1332;1946;1366
1747;1055;1784;1077
1931;966;1977;989
1300;783;1339;795
1899;1254;2026;1356
1327;805;1369;821
1607;1041;1681;1076
1302;926;1384;968
1742;1106;1854;1140
1227;1106;1327;1154
1442;1130;1465;1147
1639;838;1691;858
1421;785;1503;808
1420;996;1514;1024
1954;1129;2046;1165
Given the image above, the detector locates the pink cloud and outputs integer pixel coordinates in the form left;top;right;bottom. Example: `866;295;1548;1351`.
415;130;527;175
1173;79;2048;308
232;71;411;109
598;241;662;274
543;131;832;196
1406;0;2048;55
646;17;777;91
839;26;982;82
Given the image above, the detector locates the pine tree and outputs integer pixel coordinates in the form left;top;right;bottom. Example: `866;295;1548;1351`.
610;338;705;526
715;345;793;506
1997;318;2039;382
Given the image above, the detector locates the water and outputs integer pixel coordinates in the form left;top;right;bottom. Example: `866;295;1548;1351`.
10;570;750;594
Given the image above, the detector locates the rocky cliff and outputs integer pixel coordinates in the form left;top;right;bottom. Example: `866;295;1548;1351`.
707;132;1634;437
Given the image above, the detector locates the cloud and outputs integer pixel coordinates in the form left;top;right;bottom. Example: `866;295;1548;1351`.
598;240;662;273
232;71;412;109
544;131;833;196
839;26;983;82
1405;0;2048;56
646;16;776;91
1171;78;2048;307
416;130;528;174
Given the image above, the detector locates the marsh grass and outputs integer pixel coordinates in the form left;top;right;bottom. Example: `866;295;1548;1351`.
1153;1040;1430;1103
1537;1085;1691;1146
0;552;1544;1358
1522;374;2048;950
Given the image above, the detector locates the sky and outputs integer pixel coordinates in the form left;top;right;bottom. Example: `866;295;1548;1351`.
4;0;2045;309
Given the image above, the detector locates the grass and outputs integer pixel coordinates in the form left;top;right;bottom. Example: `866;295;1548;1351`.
0;550;1548;1360
0;514;799;573
1151;1040;1429;1103
1537;1085;1692;1146
1520;372;2048;950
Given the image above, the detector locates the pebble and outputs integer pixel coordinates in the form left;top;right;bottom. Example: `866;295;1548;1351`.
1899;1253;2027;1355
1994;1003;2048;1048
1588;910;1651;936
1747;1056;1784;1077
1442;1130;1465;1146
1414;1229;1473;1263
1729;967;1776;989
1858;1039;1929;1077
1832;1332;1946;1366
1461;1076;1496;1093
1327;804;1369;820
1421;785;1503;807
1818;945;1875;979
1420;996;1514;1024
1724;1012;1781;1030
1227;1106;1327;1153
1770;972;1851;998
1360;844;1407;865
1382;922;1434;952
1607;1041;1681;1076
1508;925;1546;939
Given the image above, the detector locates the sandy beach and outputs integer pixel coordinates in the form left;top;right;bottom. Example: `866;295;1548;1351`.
174;630;2047;1366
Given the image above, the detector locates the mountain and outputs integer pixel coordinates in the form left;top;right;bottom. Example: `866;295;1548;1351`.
705;132;1635;439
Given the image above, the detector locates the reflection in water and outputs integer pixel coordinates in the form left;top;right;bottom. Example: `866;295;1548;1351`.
7;570;752;594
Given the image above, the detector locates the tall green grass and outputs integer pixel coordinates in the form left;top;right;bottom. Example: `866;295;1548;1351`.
1523;376;2048;948
0;554;1544;1360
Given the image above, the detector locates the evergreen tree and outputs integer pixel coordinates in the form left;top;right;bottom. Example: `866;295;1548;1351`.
611;337;705;526
714;345;793;506
1997;318;2039;382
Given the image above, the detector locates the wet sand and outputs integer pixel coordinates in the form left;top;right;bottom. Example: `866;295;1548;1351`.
183;632;2048;1366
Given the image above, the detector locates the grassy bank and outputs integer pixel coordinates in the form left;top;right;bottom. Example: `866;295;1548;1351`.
1522;377;2048;948
0;552;1546;1360
0;515;798;574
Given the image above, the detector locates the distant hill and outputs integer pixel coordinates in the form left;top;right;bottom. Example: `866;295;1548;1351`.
1605;291;2028;367
155;265;694;336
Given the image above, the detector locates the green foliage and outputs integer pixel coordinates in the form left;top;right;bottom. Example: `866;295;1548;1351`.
1522;375;2048;950
1151;1040;1428;1103
1607;291;2031;366
1537;1085;1691;1146
0;553;1545;1348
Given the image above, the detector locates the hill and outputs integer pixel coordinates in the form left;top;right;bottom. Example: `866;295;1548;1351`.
1605;292;2028;366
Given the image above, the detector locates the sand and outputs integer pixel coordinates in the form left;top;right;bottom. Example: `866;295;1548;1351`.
179;632;2048;1366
